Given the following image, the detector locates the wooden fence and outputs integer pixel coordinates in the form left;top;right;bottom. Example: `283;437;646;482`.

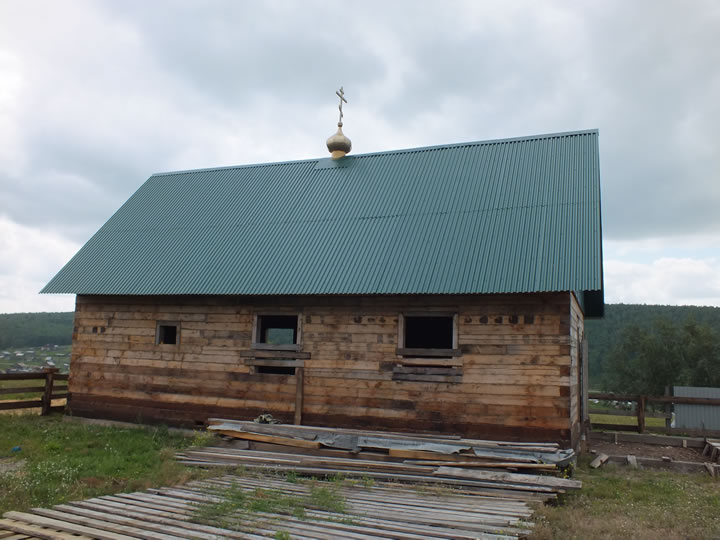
589;391;720;436
0;368;68;415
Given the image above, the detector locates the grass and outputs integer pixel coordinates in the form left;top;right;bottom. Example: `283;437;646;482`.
590;413;666;427
0;379;49;401
530;455;720;539
191;475;348;534
0;413;211;514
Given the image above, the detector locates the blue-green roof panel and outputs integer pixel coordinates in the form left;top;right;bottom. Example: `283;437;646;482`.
42;130;603;299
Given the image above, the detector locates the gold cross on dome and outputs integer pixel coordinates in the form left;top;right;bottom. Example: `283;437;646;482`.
336;86;347;124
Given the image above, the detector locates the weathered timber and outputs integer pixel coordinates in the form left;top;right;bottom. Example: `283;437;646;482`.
67;292;582;444
589;453;609;469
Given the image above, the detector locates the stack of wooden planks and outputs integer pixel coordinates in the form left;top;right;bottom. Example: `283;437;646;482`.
176;419;581;499
0;472;537;539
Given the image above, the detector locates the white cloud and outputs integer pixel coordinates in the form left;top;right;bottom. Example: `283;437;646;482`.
0;216;78;313
605;257;720;307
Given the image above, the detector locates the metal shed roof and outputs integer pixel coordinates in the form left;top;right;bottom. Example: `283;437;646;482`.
42;129;604;312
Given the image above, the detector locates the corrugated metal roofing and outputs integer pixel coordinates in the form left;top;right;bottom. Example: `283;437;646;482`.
42;129;603;301
673;386;720;431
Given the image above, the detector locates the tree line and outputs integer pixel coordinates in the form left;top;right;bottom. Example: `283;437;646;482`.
585;304;720;393
0;312;74;348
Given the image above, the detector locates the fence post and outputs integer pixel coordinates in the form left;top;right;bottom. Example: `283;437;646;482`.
637;395;646;433
41;367;58;416
664;386;672;428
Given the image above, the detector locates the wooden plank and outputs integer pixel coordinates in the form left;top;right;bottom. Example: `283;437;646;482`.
0;400;43;411
404;460;556;469
590;453;609;469
3;512;136;540
50;504;219;540
433;466;582;490
251;343;301;351
243;359;304;367
28;508;184;540
239;349;310;359
396;348;462;357
295;366;304;425
0;386;45;395
0;518;93;540
0;373;46;381
398;357;462;367
211;429;321;449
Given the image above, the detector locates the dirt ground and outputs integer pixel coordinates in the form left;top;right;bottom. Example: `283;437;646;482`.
589;440;707;463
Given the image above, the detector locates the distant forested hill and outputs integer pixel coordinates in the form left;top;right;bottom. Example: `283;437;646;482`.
585;304;720;388
0;312;74;348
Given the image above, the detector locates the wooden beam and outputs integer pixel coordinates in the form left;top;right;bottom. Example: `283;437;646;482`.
637;395;646;434
239;349;310;359
0;386;45;395
243;359;304;368
42;368;57;416
396;348;461;357
294;366;304;426
0;373;46;381
0;400;43;411
251;343;301;352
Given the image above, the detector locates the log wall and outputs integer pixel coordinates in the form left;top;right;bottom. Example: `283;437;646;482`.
569;292;585;448
69;292;581;445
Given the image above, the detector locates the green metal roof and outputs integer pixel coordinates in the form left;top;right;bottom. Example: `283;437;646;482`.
42;129;604;311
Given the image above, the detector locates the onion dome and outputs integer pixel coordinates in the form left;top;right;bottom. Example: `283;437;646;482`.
327;122;352;159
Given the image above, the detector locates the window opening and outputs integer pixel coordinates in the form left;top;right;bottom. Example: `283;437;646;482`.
257;315;298;345
404;315;453;349
157;324;178;345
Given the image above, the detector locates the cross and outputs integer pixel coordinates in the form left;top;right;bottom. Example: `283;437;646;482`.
336;86;347;125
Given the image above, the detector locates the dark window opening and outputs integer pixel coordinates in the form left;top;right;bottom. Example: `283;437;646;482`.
404;316;453;349
91;326;98;333
157;324;178;345
256;365;296;375
257;315;298;345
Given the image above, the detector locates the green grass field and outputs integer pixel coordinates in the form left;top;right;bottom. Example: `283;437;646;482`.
531;454;720;539
590;413;666;428
0;413;212;514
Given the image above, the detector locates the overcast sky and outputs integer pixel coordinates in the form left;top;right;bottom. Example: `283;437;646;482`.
1;0;719;313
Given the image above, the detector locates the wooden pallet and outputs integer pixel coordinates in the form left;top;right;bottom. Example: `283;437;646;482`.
0;472;535;539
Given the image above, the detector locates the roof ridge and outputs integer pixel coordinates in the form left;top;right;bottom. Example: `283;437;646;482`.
151;129;599;178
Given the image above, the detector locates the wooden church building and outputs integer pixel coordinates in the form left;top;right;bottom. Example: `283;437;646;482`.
43;103;603;448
